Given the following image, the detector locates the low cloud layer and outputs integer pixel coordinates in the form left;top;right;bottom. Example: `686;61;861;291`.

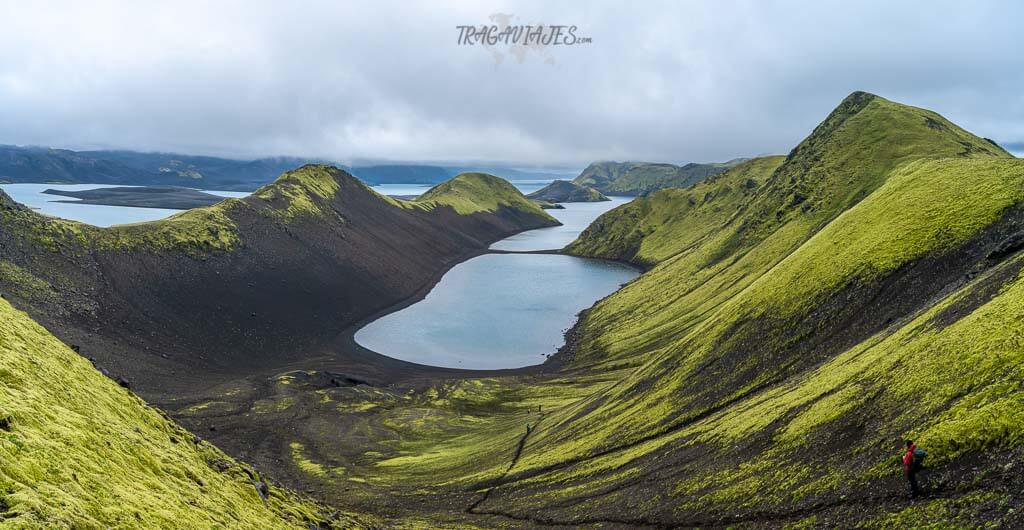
1;0;1022;164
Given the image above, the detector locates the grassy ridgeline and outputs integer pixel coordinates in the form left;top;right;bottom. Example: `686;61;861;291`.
0;166;554;257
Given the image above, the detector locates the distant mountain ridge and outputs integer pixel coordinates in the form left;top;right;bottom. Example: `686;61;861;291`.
0;145;577;191
571;158;747;195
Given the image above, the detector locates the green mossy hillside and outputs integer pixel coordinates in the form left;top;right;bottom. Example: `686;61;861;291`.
489;227;1024;524
313;93;1024;526
251;164;344;220
480;94;1024;521
730;91;1009;251
0;189;243;255
543;157;1024;456
0;298;372;528
567;155;785;265
414;172;557;222
571;92;1010;269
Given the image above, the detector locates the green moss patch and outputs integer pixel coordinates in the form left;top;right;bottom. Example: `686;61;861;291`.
414;172;556;221
0;298;370;528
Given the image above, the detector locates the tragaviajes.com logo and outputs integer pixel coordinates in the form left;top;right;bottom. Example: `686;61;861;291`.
456;13;592;66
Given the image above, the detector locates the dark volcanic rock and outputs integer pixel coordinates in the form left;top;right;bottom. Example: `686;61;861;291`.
988;231;1024;261
253;481;269;502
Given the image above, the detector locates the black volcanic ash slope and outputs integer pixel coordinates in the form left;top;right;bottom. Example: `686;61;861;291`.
0;166;557;396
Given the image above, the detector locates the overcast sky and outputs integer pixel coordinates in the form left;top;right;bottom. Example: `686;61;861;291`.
1;1;1022;165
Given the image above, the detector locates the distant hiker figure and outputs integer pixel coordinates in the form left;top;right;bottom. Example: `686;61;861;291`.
903;440;926;497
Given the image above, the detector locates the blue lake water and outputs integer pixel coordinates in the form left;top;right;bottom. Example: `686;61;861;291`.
0;183;249;227
354;253;638;369
369;183;434;197
355;194;636;369
490;196;631;251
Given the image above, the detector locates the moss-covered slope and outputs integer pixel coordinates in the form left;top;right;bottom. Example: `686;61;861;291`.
567;155;785;265
304;92;1024;527
345;158;1024;519
0;297;372;528
474;93;1024;524
573;91;1009;267
526;180;610;203
414;172;557;221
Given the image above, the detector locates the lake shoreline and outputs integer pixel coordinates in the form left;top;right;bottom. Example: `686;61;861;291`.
336;245;641;376
342;195;640;373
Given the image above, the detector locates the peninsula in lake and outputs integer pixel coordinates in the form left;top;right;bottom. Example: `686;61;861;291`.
43;185;226;209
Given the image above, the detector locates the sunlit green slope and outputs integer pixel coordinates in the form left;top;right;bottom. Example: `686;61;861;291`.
567;155;785;265
357;92;1024;527
572;91;1008;266
567;91;1010;368
0;297;373;528
488;93;1023;522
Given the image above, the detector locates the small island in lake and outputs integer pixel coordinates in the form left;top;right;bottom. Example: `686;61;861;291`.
527;179;609;203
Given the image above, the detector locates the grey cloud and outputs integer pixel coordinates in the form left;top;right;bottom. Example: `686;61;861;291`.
0;0;1021;165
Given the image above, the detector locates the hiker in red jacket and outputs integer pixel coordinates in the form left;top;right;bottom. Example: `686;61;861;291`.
903;440;923;497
